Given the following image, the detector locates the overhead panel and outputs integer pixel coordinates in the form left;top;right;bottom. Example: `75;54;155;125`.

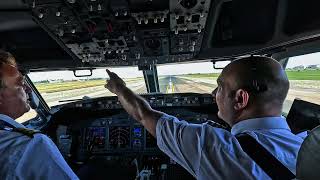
25;0;213;67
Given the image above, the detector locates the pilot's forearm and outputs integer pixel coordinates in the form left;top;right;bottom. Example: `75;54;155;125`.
116;86;163;137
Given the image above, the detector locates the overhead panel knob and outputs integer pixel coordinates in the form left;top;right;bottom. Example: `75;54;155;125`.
58;29;64;36
183;26;188;31
174;27;179;35
144;18;148;24
186;14;192;21
189;46;195;52
199;10;205;18
197;24;202;33
32;0;36;8
38;13;44;19
160;16;165;22
135;53;141;59
67;0;76;3
137;17;142;24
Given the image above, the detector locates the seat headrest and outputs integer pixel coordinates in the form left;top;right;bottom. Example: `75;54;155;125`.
297;125;320;179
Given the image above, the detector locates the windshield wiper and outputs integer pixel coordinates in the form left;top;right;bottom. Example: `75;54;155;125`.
58;96;91;103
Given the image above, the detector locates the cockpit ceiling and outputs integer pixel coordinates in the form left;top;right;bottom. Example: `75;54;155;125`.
1;0;320;70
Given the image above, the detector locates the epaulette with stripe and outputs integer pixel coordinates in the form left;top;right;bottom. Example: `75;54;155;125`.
13;128;41;138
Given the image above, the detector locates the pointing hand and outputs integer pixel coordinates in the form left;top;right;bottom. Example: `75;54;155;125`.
105;69;126;94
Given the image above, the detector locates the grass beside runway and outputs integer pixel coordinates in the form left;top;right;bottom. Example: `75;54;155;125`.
35;80;106;93
33;70;319;94
181;73;220;79
34;77;144;93
179;70;320;80
286;70;320;80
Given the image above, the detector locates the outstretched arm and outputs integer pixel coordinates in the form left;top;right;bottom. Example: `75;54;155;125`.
105;70;211;177
105;69;164;137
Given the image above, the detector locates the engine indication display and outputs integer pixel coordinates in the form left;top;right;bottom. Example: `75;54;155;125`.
133;127;142;137
109;126;131;149
83;127;107;152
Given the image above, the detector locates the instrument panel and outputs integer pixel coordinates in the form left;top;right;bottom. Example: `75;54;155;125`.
53;93;224;157
62;93;214;110
82;119;153;153
48;93;224;179
57;108;213;157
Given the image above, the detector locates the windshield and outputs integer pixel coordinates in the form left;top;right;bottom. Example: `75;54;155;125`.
28;67;147;107
157;62;223;94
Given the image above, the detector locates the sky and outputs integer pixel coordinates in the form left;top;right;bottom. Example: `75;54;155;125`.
286;52;320;68
28;53;320;82
28;61;222;81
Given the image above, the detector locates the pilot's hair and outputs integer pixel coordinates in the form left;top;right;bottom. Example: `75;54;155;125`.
229;56;289;107
0;50;17;89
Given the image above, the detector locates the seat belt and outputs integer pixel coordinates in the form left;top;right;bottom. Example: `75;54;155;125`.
236;134;295;180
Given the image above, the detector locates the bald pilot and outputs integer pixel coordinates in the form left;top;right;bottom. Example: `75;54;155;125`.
105;56;305;179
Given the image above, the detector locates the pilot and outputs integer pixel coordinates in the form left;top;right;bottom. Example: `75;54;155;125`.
0;50;78;180
105;56;305;179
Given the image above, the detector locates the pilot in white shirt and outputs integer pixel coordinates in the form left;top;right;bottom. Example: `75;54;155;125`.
0;50;78;180
0;114;78;180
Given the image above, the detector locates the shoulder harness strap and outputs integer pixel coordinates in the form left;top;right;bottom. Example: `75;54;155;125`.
236;133;295;180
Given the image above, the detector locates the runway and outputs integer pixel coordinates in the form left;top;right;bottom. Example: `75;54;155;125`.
42;76;319;112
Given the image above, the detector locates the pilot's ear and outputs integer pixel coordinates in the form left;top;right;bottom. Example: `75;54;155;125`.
233;89;249;110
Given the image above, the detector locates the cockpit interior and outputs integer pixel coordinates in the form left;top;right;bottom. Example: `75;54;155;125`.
1;0;320;179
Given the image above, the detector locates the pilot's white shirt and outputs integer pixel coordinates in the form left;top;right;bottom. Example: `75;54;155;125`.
0;114;79;180
156;114;306;180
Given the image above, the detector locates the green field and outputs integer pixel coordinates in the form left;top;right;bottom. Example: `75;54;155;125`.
179;70;320;80
34;77;144;93
178;73;220;78
34;70;319;93
286;70;320;80
35;80;106;93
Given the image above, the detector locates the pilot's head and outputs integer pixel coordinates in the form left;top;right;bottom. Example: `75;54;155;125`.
0;50;31;119
212;56;289;126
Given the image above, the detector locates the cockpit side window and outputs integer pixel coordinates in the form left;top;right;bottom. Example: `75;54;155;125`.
283;52;320;114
